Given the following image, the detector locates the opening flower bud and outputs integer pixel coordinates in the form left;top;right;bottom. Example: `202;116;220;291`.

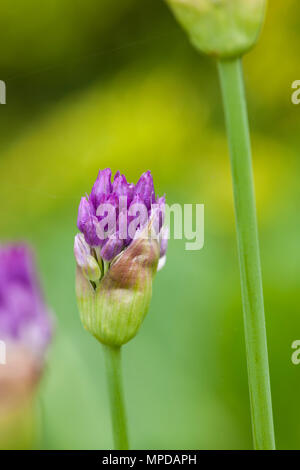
75;169;168;347
165;0;267;58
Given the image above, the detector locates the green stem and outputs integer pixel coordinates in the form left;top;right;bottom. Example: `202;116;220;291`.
217;57;275;450
103;345;129;450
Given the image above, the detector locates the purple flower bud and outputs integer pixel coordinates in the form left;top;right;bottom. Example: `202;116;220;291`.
134;170;155;210
0;244;52;360
100;232;124;263
76;168;167;261
75;169;168;346
77;196;94;232
82;215;102;247
112;172;133;204
74;234;101;282
90;168;112;208
128;193;149;240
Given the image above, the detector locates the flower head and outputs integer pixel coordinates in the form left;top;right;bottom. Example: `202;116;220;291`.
165;0;267;58
76;169;166;263
75;169;168;346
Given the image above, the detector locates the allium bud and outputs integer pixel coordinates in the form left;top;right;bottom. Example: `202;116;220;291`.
0;244;53;448
165;0;267;58
75;169;168;346
0;244;52;360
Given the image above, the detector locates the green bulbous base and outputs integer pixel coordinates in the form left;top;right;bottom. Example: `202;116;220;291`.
76;236;159;347
166;0;267;58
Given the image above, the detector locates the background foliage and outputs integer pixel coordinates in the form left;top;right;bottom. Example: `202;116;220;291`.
0;0;300;449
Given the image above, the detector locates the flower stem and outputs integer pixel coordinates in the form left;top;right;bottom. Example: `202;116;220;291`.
217;57;275;450
103;345;129;450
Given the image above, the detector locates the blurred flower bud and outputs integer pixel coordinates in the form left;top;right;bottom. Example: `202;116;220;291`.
75;169;168;346
0;244;53;361
0;244;53;448
165;0;267;58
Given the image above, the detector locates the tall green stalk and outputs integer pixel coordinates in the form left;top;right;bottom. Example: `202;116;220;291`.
217;57;275;450
103;345;129;450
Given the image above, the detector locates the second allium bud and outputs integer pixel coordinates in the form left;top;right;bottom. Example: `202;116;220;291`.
165;0;267;58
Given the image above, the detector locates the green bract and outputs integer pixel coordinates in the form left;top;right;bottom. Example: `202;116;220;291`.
165;0;267;58
75;233;160;347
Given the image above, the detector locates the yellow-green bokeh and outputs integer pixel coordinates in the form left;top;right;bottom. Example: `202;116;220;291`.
0;0;300;449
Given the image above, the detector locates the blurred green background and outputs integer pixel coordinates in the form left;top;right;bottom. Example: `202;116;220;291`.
0;0;300;450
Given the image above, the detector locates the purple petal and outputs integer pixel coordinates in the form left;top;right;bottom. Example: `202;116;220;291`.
82;216;102;246
112;172;129;198
112;172;136;207
150;195;165;234
95;193;118;243
134;170;155;210
77;197;94;232
127;194;149;243
127;184;135;204
100;233;124;262
90;168;112;209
